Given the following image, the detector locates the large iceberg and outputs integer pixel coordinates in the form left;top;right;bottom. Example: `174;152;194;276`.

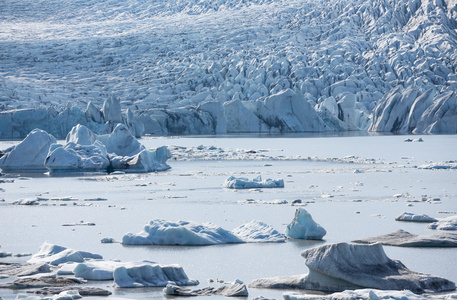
0;129;56;172
223;175;284;189
42;124;170;173
249;242;456;293
113;261;198;288
285;208;326;240
122;219;284;245
27;242;102;266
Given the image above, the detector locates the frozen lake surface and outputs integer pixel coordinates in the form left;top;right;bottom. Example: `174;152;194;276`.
0;134;456;299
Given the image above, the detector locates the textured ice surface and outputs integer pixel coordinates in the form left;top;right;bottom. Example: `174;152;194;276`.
284;289;457;300
352;229;457;247
249;243;456;293
1;0;456;137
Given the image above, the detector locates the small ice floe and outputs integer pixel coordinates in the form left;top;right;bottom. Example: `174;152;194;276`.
84;197;107;201
352;229;457;247
122;219;284;245
223;175;284;189
395;212;437;223
62;221;95;226
419;161;457;169
428;215;457;231
284;288;453;300
249;242;456;293
9;197;45;206
15;290;82;300
237;199;288;205
28;242;102;266
164;279;248;297
0;251;12;257
100;237;117;243
285;208;326;240
114;261;199;288
50;196;78;201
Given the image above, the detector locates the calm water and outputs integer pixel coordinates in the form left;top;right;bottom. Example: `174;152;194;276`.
0;134;456;299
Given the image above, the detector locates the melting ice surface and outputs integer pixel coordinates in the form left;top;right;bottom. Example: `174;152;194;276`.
0;134;456;300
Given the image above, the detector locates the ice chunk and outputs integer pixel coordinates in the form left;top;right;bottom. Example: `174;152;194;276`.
44;141;110;173
223;175;284;189
28;242;102;266
249;243;456;293
352;229;457;247
428;216;457;231
164;280;248;297
285;208;326;240
232;220;286;243
122;220;244;245
283;288;456;300
122;219;285;245
395;212;437;222
0;129;56;172
113;261;198;288
44;124;170;173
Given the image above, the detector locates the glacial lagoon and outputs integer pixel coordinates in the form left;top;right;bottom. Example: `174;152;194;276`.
0;134;456;299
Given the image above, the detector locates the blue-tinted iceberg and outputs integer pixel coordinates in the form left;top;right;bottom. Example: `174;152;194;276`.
122;219;284;245
223;175;284;189
0;129;56;172
114;261;199;288
44;124;171;173
285;208;326;240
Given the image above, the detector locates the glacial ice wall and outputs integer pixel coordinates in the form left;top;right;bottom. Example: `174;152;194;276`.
0;0;456;137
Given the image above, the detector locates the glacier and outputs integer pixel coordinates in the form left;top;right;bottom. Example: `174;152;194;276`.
1;0;456;138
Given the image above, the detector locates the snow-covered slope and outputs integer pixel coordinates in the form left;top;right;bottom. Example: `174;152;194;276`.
1;0;456;137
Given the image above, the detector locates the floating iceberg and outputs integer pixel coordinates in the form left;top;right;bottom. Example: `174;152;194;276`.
249;242;456;293
232;220;286;243
223;175;284;189
352;229;457;247
164;279;248;297
122;219;284;245
43;124;171;173
0;129;56;172
395;212;437;223
284;288;457;300
428;216;457;231
122;220;243;245
113;261;198;288
285;208;326;240
27;242;102;266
